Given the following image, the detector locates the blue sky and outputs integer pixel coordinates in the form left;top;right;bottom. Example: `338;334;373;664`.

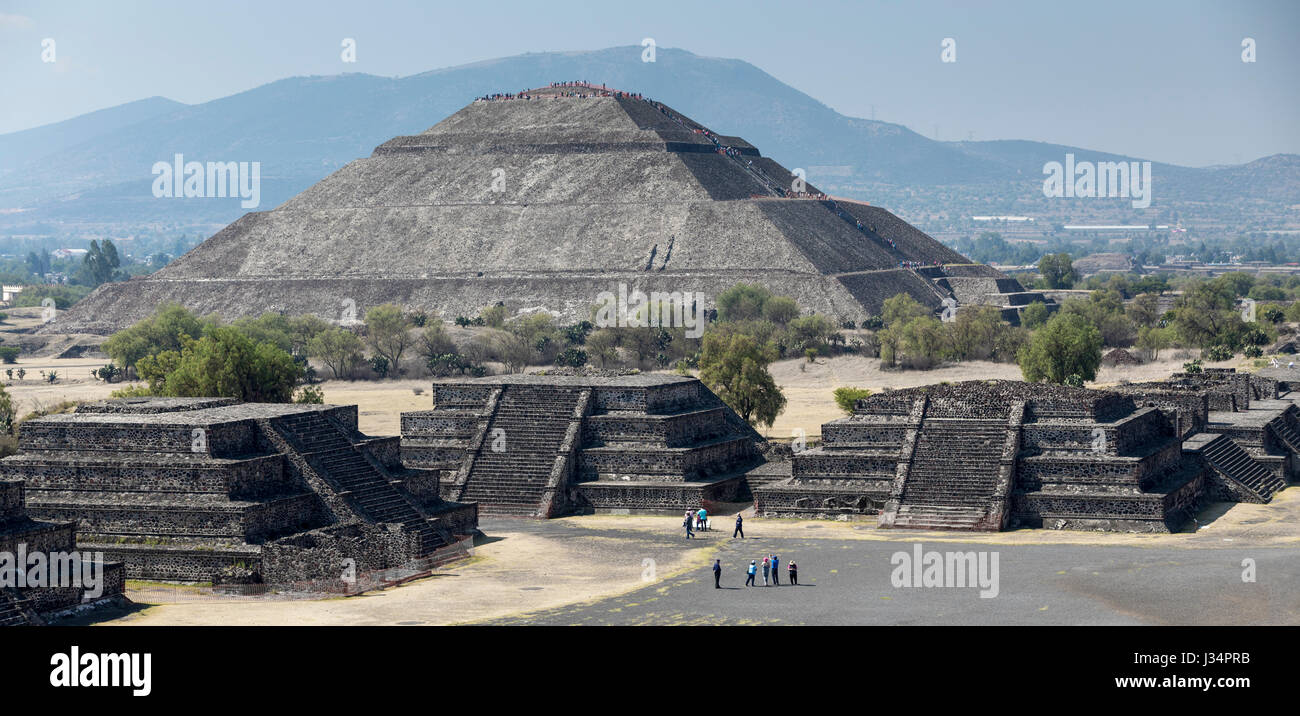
1;0;1297;166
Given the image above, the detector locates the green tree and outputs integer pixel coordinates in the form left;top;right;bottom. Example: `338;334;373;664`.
1061;290;1134;346
895;316;949;369
584;329;619;368
307;327;365;380
415;320;457;362
81;239;122;286
480;303;508;328
1136;325;1175;361
1038;253;1078;289
716;283;772;322
787;314;836;353
1018;313;1103;384
881;293;929;328
143;326;303;402
699;332;785;428
103;303;208;376
1169;280;1244;349
948;305;1003;360
1020;301;1051;330
761;295;801;325
1127;293;1161;329
364;304;413;377
294;385;325;404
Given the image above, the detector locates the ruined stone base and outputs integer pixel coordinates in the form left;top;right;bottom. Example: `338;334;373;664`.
1014;516;1182;533
753;481;886;519
574;475;747;514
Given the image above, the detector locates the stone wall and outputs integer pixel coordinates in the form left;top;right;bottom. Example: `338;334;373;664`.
407;375;762;515
2;399;477;586
772;380;1212;532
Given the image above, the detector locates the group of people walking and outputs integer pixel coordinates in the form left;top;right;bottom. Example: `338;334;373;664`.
686;510;802;589
682;508;712;537
684;509;749;538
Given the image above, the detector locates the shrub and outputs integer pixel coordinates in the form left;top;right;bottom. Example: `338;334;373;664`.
760;295;801;325
555;348;588;368
293;385;325;404
717;283;773;322
94;363;123;382
368;355;390;379
480;304;508;328
428;353;471;377
0;347;18;364
1205;345;1234;362
833;387;872;415
0;383;14;435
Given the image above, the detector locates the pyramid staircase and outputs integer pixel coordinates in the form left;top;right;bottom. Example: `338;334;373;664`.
0;588;37;627
1196;433;1286;503
1268;417;1300;459
273;411;447;554
891;419;1008;530
460;386;585;517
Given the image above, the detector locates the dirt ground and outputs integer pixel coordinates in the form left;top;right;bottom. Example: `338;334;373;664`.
108;521;717;626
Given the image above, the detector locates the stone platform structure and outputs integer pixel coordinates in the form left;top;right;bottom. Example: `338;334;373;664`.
0;398;477;584
757;379;1293;532
916;264;1058;325
1117;369;1293;502
46;83;999;336
2;479;126;626
401;373;762;517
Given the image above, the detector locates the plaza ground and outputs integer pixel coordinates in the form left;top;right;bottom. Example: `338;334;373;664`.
96;489;1300;626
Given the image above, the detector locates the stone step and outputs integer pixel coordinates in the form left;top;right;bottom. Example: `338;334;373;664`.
459;385;585;517
1200;435;1286;500
274;413;447;554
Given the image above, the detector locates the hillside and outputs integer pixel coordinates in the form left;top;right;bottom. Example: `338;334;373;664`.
3;46;1292;233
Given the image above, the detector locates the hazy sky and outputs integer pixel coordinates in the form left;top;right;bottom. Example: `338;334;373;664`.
1;0;1297;166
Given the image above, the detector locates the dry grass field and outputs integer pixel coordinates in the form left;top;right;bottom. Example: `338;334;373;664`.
0;301;1242;438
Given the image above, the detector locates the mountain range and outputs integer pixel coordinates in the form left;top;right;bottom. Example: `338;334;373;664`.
1;46;1295;230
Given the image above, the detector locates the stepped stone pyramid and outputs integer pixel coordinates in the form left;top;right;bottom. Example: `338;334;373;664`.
756;379;1294;532
0;398;477;584
401;373;761;517
47;83;998;335
1;480;126;625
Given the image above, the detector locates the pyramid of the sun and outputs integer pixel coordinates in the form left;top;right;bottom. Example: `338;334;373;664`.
50;84;992;335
